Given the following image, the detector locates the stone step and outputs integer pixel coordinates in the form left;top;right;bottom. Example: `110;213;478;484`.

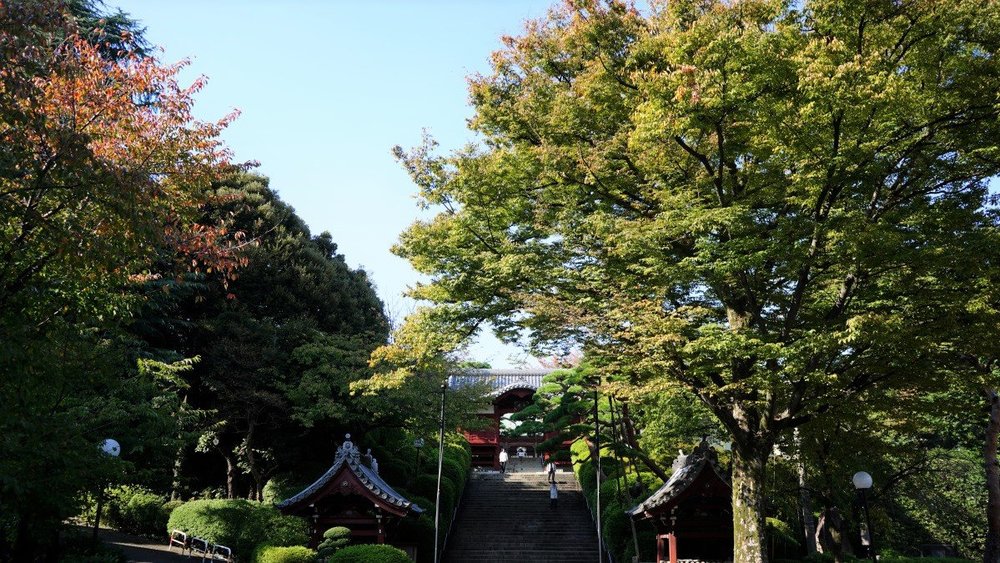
444;468;600;563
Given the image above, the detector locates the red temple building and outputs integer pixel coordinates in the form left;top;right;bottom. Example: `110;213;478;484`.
447;369;554;468
627;440;733;563
277;434;424;552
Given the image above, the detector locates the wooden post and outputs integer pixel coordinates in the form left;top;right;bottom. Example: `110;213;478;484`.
667;532;678;563
657;534;665;563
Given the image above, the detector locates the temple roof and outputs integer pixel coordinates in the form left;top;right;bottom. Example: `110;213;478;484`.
627;440;730;518
447;368;556;396
277;434;423;515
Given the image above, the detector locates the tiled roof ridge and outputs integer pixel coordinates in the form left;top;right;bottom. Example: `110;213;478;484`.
626;439;730;517
276;434;423;513
447;368;558;395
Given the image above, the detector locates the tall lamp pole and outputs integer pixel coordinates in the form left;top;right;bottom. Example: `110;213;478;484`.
433;383;447;563
93;438;121;541
594;389;603;563
853;471;877;562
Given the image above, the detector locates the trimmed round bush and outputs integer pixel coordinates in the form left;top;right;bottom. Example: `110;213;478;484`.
328;544;410;563
317;526;351;559
396;490;433;515
104;485;167;537
439;458;466;494
324;526;351;541
262;476;308;505
377;456;410;487
254;545;316;563
412;475;455;520
445;435;471;461
166;499;308;558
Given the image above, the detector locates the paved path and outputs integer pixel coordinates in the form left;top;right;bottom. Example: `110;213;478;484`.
97;529;190;563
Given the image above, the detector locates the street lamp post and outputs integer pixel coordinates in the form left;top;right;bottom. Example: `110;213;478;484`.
852;471;877;562
414;438;425;476
93;439;121;541
433;383;447;563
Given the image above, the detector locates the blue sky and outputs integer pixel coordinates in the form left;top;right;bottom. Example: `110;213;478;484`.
113;0;555;368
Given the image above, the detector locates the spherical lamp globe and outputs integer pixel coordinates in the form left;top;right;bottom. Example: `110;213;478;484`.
100;438;121;458
852;471;873;490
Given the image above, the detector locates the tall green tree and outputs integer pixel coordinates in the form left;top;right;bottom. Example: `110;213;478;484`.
0;0;236;557
143;174;391;499
390;2;1000;561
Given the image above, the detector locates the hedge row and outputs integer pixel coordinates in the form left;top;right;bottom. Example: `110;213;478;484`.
86;485;179;538
254;545;317;563
570;438;660;562
327;544;410;563
365;430;472;563
166;499;308;559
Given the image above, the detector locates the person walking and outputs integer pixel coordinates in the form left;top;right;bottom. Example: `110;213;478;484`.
549;482;558;509
498;448;509;474
546;460;557;483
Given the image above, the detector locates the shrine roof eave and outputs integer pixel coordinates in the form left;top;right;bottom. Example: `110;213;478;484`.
277;437;424;517
627;443;730;519
448;368;556;397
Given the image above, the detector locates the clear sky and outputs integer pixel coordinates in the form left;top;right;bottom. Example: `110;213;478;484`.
112;0;555;368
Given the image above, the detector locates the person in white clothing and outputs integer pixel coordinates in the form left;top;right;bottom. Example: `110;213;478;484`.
498;448;509;473
549;482;558;509
546;460;557;483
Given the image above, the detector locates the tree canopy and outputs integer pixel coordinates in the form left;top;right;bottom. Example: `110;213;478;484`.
391;1;1000;561
0;0;239;557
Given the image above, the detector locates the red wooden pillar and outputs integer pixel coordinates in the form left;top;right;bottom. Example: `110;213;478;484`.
656;533;679;563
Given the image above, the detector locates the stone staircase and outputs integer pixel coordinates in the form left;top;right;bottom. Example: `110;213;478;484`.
444;458;601;562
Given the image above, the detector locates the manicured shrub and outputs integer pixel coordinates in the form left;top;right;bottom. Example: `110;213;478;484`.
262;476;309;505
396;491;433;515
103;485;168;537
253;545;317;563
161;499;183;513
327;544;410;563
166;499;308;558
412;474;455;520
600;498;631;558
317;526;351;559
439;458;466;496
575;459;597;497
377;456;410;487
445;439;471;471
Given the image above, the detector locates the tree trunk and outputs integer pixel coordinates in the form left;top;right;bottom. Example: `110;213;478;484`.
170;444;185;502
795;430;818;554
620;403;672;483
732;443;769;563
170;394;189;502
244;422;263;501
984;387;1000;563
223;452;236;499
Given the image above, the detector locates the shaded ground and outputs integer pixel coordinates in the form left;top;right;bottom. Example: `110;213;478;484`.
96;528;190;563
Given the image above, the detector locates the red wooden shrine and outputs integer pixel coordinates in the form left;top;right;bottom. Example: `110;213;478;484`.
628;440;733;563
448;369;554;468
277;434;424;549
